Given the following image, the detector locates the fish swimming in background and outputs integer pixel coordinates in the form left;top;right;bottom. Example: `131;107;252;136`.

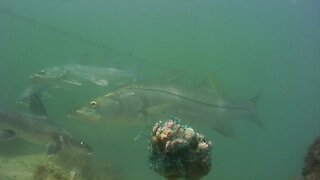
71;79;264;137
0;92;93;156
31;63;136;87
18;63;136;105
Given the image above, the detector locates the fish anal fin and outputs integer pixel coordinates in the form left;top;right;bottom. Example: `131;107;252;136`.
0;129;16;141
46;144;62;156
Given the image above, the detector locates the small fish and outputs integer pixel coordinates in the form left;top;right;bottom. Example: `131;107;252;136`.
1;93;92;156
18;63;136;105
71;79;264;137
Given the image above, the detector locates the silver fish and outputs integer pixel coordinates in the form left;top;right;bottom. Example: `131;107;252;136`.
30;63;135;88
1;94;92;155
18;63;136;105
71;81;264;137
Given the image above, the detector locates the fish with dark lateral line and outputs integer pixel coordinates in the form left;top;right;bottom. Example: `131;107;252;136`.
71;80;265;137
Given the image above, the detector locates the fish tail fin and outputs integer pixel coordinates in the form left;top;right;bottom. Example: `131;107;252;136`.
249;91;268;133
29;91;48;117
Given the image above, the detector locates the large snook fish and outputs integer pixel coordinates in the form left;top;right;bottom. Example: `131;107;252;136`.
0;94;93;155
71;81;264;137
18;63;136;105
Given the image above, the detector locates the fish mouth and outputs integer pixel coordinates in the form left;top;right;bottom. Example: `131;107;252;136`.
68;107;101;122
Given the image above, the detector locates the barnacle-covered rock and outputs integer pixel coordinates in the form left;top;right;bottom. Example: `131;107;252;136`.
302;137;320;180
149;117;212;180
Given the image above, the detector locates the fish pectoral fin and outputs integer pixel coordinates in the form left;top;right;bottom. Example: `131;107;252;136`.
144;103;176;115
46;143;62;156
212;122;234;137
0;129;16;141
62;79;82;86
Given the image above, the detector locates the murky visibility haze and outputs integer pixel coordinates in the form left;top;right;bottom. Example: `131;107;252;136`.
0;0;319;179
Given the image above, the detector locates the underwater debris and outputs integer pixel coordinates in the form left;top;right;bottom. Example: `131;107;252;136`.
148;117;212;180
302;136;320;180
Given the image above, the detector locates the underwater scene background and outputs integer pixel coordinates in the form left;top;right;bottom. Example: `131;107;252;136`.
0;0;319;179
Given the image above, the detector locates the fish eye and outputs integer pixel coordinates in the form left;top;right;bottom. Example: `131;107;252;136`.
80;141;85;147
90;101;97;108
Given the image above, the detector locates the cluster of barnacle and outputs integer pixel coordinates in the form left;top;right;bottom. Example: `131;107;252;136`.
302;137;320;180
149;117;212;180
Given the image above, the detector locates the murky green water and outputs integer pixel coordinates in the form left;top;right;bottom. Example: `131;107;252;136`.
0;0;319;179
